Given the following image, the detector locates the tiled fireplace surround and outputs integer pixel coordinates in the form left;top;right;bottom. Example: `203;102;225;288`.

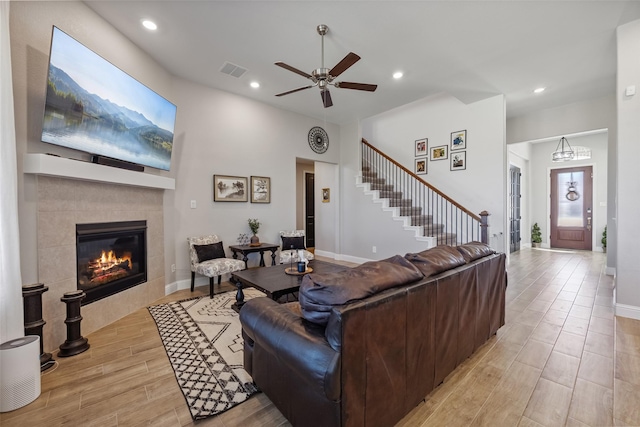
36;176;165;353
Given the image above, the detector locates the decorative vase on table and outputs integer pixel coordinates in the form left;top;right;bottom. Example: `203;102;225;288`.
248;218;261;246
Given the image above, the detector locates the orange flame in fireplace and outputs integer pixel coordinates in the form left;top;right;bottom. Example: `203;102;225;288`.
94;250;132;271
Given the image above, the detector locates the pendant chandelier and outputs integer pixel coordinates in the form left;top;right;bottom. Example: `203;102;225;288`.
552;136;575;162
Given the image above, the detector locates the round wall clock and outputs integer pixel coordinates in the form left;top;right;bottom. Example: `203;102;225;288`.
308;126;329;154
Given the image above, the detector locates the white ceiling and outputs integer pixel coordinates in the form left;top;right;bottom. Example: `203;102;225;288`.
84;1;640;125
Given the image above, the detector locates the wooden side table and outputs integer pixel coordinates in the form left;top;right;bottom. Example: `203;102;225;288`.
229;243;279;268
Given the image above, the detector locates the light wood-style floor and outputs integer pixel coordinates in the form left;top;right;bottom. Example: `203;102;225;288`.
1;249;639;426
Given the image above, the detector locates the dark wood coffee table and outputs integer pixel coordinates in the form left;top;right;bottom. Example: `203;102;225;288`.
231;259;350;312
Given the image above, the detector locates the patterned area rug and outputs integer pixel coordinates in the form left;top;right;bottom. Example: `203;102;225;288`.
148;289;263;420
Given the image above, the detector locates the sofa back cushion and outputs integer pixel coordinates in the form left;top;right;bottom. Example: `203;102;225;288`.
299;255;423;325
405;246;466;277
456;241;495;262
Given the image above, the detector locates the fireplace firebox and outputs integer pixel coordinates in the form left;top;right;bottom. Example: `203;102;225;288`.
76;220;147;305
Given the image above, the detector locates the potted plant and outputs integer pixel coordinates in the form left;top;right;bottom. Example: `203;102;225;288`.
531;223;542;248
248;218;261;246
601;226;607;253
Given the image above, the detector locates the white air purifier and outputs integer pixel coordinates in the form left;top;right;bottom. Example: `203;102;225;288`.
0;336;41;412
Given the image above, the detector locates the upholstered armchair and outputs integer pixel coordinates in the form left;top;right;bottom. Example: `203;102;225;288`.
187;235;245;298
278;230;315;264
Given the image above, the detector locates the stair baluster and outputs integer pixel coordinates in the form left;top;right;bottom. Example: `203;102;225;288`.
361;138;488;246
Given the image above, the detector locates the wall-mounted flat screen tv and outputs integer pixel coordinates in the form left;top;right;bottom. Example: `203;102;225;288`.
41;26;177;171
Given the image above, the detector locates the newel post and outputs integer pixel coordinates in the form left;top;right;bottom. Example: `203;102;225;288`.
479;211;490;244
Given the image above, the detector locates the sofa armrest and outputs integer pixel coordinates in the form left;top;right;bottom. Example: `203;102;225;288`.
239;297;341;401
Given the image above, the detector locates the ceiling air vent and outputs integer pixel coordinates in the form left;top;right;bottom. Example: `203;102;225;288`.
219;62;247;78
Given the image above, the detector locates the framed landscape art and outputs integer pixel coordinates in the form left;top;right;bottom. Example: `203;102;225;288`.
214;175;248;202
250;176;271;203
415;157;427;175
430;145;448;161
450;151;466;171
451;130;467;151
415;138;428;157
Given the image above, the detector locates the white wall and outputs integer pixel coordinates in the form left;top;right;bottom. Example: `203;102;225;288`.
170;78;339;281
529;133;608;250
339;93;506;259
337;120;361;259
314;161;339;255
507;96;615;145
1;1;23;343
616;19;640;319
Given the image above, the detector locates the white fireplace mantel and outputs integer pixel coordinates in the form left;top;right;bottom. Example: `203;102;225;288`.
23;153;175;190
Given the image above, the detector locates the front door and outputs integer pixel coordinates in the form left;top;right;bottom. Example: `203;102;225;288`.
550;166;593;250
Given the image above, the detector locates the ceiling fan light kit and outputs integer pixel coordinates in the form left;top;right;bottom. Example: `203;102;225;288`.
275;24;378;108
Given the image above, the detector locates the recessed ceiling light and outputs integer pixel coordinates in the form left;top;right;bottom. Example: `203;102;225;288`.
141;20;157;31
533;87;546;94
250;81;260;89
393;71;403;79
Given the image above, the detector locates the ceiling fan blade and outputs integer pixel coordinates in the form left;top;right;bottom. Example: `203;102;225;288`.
275;86;313;97
275;62;313;79
336;81;378;92
321;90;333;108
329;52;361;78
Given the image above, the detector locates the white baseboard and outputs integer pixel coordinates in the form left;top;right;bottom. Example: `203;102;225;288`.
335;254;371;265
615;303;640;321
314;249;335;259
315;249;370;265
605;266;616;276
164;277;219;295
165;281;178;295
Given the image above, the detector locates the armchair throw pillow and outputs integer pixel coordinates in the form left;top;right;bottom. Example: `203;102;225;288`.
281;236;305;250
194;242;225;262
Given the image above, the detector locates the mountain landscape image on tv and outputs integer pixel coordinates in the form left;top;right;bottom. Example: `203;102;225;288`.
41;27;177;171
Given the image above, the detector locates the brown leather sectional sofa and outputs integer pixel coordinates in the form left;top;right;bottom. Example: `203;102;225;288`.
240;242;507;427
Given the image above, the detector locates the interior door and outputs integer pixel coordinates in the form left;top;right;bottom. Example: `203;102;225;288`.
550;166;593;250
509;166;521;253
305;173;315;247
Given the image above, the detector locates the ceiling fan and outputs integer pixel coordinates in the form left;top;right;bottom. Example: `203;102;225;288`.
275;24;377;108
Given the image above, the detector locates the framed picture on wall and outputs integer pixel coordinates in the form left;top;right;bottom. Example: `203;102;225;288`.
415;157;427;175
322;188;330;203
213;175;248;202
415;138;428;157
430;145;448;161
451;130;467;151
250;176;271;203
450;151;466;171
